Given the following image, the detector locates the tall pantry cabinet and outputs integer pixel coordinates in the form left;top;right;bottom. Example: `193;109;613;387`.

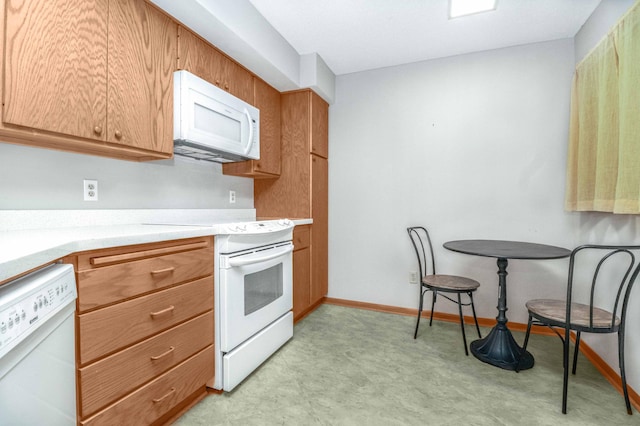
254;89;329;320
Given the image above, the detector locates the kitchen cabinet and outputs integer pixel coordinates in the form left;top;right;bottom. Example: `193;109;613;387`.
311;155;329;304
65;236;214;425
311;92;329;158
293;225;311;321
255;89;329;314
0;0;176;161
177;26;253;104
107;0;176;154
223;77;282;178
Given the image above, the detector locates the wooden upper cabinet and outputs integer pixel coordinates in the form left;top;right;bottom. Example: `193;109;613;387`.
107;0;176;154
254;89;329;218
1;0;175;160
3;0;108;140
223;77;281;178
311;92;329;158
177;26;253;104
255;90;312;218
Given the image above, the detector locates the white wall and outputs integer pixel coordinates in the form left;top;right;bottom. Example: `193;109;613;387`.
0;142;253;209
329;38;576;313
328;35;640;396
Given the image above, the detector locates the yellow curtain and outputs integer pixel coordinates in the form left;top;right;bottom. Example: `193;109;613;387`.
565;3;640;214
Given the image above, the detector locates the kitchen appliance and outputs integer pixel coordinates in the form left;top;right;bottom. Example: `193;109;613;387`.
173;70;260;163
215;220;294;391
0;263;77;425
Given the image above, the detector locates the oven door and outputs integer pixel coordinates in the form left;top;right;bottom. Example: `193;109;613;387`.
219;242;293;352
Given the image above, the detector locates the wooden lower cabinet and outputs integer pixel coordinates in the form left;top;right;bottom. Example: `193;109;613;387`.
81;346;214;426
67;237;215;425
79;312;213;416
293;225;311;321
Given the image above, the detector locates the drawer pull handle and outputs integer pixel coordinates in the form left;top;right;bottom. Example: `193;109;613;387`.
89;241;209;266
150;305;175;317
152;387;176;403
150;346;175;360
150;267;175;276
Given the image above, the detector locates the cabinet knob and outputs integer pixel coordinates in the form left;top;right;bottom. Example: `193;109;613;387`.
114;130;122;140
93;126;103;136
224;83;229;90
215;79;220;86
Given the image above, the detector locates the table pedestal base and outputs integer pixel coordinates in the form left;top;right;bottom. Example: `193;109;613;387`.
470;324;534;371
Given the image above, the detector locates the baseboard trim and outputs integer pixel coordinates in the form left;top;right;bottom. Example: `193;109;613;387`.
322;297;639;411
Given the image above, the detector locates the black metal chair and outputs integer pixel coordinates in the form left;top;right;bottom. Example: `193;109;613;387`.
407;226;481;355
517;244;640;415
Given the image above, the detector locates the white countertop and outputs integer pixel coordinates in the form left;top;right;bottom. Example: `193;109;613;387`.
0;224;217;283
0;210;312;283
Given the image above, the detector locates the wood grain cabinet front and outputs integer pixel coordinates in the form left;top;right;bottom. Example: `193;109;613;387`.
255;89;329;317
177;26;253;104
79;311;213;418
293;225;311;321
78;276;213;364
0;0;176;161
68;236;215;425
81;346;214;426
76;239;213;312
223;77;282;178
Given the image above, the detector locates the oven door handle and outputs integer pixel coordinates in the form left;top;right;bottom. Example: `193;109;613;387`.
227;245;293;267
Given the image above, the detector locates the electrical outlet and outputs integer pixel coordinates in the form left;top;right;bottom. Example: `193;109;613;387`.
83;179;98;201
409;271;419;284
229;190;236;204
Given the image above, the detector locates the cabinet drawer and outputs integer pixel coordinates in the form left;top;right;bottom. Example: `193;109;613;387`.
293;226;311;250
81;345;214;426
77;242;213;312
79;311;213;417
78;276;213;364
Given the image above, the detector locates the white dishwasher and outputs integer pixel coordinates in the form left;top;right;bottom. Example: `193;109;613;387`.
0;263;77;426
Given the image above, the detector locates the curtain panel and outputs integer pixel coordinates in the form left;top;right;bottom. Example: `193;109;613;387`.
565;2;640;214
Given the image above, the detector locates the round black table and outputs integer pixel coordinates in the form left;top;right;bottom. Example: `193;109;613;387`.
443;240;571;371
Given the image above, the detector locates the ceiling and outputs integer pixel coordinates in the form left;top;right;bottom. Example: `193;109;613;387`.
249;0;602;76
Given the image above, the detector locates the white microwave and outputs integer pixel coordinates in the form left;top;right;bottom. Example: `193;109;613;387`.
173;70;260;163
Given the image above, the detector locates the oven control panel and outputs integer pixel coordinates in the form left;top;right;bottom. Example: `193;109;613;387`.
222;219;294;235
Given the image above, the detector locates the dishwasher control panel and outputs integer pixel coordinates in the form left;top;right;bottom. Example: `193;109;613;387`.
0;264;76;358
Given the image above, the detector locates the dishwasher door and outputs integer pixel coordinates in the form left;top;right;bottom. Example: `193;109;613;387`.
0;264;77;426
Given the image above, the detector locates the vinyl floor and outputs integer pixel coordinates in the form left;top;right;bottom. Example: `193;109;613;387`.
175;304;637;425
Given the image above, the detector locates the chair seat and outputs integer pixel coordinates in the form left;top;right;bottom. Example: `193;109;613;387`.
422;274;480;291
526;299;620;330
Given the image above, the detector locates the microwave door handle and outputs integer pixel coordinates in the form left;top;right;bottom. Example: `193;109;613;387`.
244;108;254;156
228;245;293;267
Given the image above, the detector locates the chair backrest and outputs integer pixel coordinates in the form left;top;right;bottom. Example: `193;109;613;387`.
407;226;436;277
566;244;640;331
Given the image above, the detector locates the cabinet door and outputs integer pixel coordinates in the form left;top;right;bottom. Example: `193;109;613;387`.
292;225;311;320
3;0;108;140
177;27;253;103
107;0;176;153
310;91;329;158
311;155;328;303
255;90;311;218
252;78;281;175
293;245;311;320
223;77;281;178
